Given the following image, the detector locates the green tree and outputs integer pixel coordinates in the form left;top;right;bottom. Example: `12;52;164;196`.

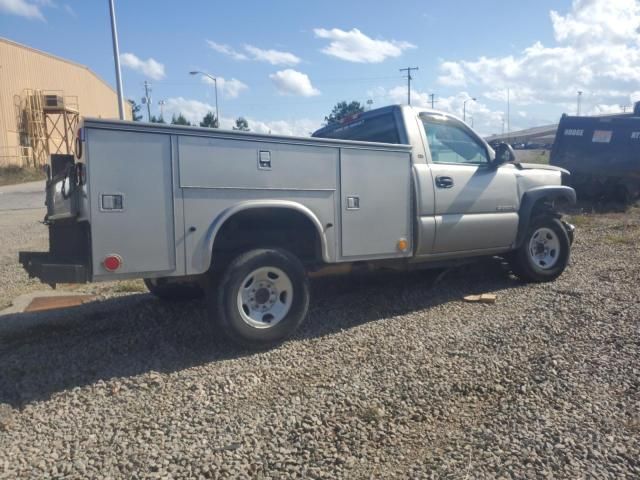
233;117;250;131
324;101;365;126
128;99;143;121
200;111;218;128
171;113;191;126
150;115;165;124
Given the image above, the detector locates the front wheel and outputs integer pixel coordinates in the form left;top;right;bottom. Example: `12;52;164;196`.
211;248;310;348
510;216;571;282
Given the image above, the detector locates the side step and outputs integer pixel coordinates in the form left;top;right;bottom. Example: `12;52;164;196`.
19;252;89;285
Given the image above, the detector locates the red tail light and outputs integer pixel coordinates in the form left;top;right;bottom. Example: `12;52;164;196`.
103;255;122;272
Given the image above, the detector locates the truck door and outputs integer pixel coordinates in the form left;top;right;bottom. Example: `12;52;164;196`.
87;129;176;279
420;115;519;253
339;147;412;259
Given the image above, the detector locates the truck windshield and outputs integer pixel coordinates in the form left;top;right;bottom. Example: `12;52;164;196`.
420;115;488;164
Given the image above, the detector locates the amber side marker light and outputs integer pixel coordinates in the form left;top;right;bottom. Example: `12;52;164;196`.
397;238;409;252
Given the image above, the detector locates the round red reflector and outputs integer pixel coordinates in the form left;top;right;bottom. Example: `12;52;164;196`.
103;255;122;272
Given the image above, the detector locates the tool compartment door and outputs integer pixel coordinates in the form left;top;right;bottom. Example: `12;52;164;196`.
339;148;412;259
87;129;176;279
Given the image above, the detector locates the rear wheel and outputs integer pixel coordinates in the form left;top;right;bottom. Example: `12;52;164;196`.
144;278;204;301
510;216;571;282
211;248;309;348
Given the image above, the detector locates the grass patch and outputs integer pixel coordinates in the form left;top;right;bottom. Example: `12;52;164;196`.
0;166;45;187
526;152;550;164
604;234;636;246
604;225;638;245
111;280;147;293
569;215;593;228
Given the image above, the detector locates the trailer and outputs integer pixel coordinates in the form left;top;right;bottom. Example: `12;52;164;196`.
550;111;640;202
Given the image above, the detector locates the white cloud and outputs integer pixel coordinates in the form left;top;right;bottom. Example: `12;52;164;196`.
269;69;320;97
314;28;415;63
148;96;320;136
201;76;248;99
439;61;467;87
436;0;640;112
163;97;215;125
120;53;166;80
243;118;320;137
63;3;76;17
0;0;46;20
207;40;300;65
244;45;300;66
206;40;248;60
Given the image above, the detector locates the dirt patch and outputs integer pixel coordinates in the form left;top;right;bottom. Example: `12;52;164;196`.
0;166;45;187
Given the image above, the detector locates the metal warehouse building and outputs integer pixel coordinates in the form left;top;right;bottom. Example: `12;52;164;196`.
0;37;130;167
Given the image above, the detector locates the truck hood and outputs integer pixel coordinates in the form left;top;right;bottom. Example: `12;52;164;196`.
516;162;570;175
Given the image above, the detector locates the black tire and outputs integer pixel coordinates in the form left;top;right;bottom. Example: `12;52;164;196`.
211;248;310;348
510;216;571;283
144;278;204;301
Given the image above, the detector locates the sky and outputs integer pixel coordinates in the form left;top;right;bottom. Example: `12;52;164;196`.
1;0;640;137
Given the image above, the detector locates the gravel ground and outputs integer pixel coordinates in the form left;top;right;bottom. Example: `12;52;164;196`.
0;209;49;311
0;206;639;479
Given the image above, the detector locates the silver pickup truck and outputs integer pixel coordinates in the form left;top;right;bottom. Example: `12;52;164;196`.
20;105;576;347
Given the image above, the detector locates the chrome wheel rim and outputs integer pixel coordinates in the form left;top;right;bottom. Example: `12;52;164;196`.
236;267;293;329
528;227;561;269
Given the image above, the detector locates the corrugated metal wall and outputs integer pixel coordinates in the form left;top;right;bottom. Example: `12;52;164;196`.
0;38;132;167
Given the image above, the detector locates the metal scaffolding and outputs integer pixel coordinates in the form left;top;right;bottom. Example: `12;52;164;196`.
14;89;79;167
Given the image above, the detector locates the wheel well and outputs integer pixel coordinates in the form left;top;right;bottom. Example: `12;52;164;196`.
516;188;576;247
211;208;323;269
531;194;570;217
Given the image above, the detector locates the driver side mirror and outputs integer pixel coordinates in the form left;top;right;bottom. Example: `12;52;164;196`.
492;142;516;167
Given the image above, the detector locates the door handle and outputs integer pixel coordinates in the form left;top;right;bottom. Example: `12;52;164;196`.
435;176;454;189
346;196;360;210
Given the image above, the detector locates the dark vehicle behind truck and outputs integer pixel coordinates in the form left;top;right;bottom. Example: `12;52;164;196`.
550;107;640;202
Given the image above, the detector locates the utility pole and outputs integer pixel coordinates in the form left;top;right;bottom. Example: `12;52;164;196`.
108;0;125;119
507;88;511;141
429;93;437;109
143;81;152;121
399;67;419;105
577;91;583;116
158;99;166;120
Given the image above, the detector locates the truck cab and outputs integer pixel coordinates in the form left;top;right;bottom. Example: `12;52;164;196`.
314;105;574;257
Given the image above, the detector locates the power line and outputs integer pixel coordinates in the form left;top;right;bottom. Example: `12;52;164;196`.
399;67;419;105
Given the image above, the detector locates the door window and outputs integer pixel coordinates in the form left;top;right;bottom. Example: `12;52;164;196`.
421;116;489;165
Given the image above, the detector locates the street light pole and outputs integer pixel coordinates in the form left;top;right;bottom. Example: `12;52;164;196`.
108;0;125;120
577;91;583;116
190;71;219;127
463;97;476;122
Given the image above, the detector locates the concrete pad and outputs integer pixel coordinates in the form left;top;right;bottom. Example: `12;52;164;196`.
24;295;96;313
0;290;82;316
0;291;149;338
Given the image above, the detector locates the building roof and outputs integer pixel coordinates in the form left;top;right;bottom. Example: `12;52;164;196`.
0;37;118;96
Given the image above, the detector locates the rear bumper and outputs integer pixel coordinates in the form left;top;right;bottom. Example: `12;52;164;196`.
19;252;89;284
19;218;91;286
